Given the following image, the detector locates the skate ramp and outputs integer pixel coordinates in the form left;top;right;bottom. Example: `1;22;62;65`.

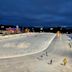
0;33;55;58
0;33;72;72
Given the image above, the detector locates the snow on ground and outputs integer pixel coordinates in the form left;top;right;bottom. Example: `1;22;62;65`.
0;33;72;72
0;33;55;58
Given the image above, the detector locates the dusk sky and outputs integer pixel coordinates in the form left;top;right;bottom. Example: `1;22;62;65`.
0;0;72;27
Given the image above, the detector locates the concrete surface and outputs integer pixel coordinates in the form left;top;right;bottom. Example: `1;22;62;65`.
0;33;72;72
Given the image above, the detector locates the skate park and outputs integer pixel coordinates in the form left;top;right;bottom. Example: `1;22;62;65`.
0;33;72;72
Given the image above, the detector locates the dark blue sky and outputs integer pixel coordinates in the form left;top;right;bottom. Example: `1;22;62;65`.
0;0;72;27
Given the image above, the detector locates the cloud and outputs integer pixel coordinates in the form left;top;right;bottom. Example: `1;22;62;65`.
0;0;72;25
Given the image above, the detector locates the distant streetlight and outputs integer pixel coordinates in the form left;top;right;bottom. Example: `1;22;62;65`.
1;26;4;34
1;26;4;28
40;27;43;32
50;28;53;30
16;25;19;29
40;27;43;30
